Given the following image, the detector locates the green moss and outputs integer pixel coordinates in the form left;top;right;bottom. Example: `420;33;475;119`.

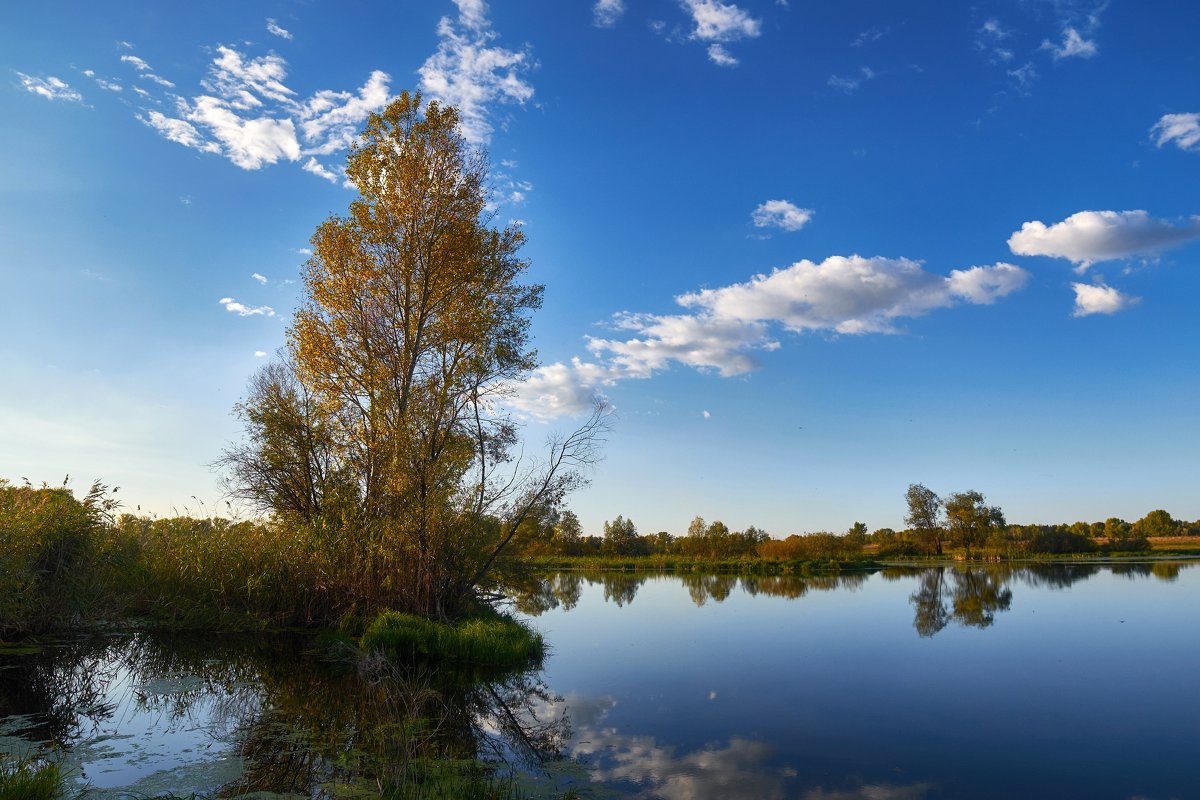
360;611;543;669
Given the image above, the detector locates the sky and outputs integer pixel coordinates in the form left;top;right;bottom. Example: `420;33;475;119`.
3;0;1199;537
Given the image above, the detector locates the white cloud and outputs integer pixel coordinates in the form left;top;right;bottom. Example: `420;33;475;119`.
251;273;267;284
205;46;295;106
120;54;152;71
298;70;393;155
945;263;1029;304
509;358;620;419
675;255;1027;337
254;350;268;358
515;256;1029;418
978;19;1010;40
141;73;175;88
852;26;886;47
1151;113;1200;153
1044;27;1097;60
593;0;625;28
418;1;534;145
1007;62;1038;93
702;410;711;419
120;53;174;88
219;297;275;317
266;18;293;40
1071;282;1138;316
95;78;123;92
589;311;772;377
707;44;738;67
683;0;761;41
139;111;221;154
453;0;489;32
130;43;395;173
752;200;813;232
827;66;875;94
1008;210;1200;269
185;96;301;169
302;157;338;183
681;0;761;65
17;73;83;102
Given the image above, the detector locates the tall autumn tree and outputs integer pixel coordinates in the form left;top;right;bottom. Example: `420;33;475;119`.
224;92;605;618
904;483;944;555
942;490;1005;560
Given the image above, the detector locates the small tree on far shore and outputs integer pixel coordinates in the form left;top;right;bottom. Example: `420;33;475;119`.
904;483;943;555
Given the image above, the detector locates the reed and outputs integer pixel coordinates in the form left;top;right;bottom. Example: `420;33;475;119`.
0;756;62;800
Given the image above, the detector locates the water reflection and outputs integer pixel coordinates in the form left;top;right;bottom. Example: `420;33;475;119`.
0;633;568;796
511;562;1196;644
511;570;872;613
554;691;935;800
907;567;1013;637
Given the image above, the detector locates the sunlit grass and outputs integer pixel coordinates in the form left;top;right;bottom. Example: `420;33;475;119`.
360;610;544;669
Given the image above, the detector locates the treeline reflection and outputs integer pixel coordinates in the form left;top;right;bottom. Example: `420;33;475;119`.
0;633;567;796
512;561;1194;638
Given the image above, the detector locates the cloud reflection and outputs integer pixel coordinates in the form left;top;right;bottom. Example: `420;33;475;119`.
552;693;933;800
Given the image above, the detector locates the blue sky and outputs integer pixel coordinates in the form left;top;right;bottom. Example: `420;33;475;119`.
4;0;1199;536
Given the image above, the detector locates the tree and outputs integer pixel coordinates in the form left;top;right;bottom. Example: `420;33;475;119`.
551;509;584;555
904;483;943;555
943;490;1005;560
601;515;641;556
1104;517;1131;540
1132;509;1178;539
223;92;606;618
218;358;352;523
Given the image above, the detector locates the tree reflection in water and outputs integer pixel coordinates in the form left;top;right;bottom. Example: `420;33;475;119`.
0;632;568;797
510;571;873;614
907;567;1013;638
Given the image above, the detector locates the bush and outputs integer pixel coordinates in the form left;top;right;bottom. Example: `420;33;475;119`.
758;532;863;561
1028;528;1099;555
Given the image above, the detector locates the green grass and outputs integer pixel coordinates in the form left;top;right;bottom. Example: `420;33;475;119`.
360;610;544;669
0;756;62;800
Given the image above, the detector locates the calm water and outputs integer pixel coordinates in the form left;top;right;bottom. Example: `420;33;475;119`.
2;562;1197;799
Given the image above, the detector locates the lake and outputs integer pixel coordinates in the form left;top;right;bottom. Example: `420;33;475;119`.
2;561;1197;798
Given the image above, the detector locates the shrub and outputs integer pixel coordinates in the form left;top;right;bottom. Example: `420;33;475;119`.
1028;528;1099;555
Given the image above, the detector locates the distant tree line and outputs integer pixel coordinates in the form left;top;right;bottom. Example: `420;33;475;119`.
514;486;1199;562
